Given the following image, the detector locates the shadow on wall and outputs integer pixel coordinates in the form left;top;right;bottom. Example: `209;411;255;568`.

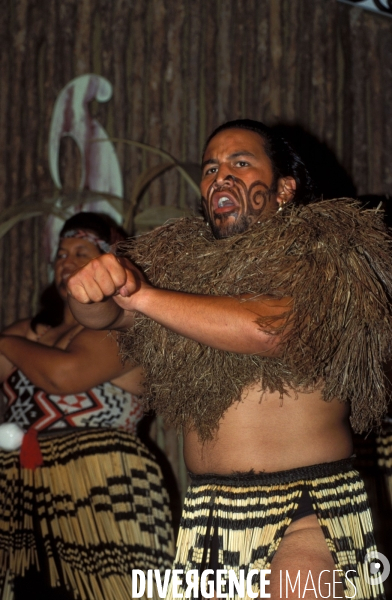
272;124;357;200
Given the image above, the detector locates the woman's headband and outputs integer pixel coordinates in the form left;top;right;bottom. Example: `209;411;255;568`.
61;229;111;253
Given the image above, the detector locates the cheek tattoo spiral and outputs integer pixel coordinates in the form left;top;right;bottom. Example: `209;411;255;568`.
201;175;275;238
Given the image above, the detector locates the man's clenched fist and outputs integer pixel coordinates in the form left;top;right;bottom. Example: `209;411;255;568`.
67;253;146;307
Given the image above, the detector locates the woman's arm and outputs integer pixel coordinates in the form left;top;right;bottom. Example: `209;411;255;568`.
0;328;142;395
0;318;32;383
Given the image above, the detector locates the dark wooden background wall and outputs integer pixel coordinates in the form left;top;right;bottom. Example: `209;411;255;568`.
1;0;392;328
1;0;392;503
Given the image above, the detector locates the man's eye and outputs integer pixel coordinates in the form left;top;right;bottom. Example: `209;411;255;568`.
235;161;249;167
204;166;217;176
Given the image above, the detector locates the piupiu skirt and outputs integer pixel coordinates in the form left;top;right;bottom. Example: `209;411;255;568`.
168;458;385;599
0;428;174;600
376;418;392;506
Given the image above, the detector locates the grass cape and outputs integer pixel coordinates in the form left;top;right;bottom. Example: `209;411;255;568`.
117;199;392;441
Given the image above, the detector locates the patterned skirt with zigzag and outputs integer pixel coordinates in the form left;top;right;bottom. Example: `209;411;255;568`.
0;428;174;600
168;458;385;599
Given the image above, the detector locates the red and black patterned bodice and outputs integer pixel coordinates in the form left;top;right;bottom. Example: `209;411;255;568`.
3;369;144;435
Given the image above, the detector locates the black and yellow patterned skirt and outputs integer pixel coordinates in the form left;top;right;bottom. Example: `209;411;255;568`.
0;428;174;600
376;419;392;507
169;458;385;599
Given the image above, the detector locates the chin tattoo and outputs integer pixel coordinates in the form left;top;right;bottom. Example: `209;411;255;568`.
202;177;276;239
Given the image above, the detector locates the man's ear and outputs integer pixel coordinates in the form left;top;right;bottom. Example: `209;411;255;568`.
277;177;296;206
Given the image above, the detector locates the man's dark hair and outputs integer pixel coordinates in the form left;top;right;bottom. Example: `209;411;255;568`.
203;119;316;205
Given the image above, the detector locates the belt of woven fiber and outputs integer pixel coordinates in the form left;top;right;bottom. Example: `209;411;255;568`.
167;458;385;600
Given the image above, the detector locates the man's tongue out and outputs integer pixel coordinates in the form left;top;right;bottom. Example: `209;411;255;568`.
215;195;237;214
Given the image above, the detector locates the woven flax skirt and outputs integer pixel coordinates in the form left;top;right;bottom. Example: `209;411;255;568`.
168;458;385;600
376;419;392;507
0;428;174;600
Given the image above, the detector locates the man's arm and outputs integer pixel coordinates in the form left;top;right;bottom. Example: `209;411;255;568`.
68;254;292;355
125;287;291;354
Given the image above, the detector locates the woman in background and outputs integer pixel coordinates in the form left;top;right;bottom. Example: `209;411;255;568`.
0;212;174;600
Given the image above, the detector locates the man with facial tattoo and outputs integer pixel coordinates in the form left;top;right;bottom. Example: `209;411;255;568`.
67;120;391;600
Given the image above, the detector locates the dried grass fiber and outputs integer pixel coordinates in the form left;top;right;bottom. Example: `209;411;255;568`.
117;199;392;441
